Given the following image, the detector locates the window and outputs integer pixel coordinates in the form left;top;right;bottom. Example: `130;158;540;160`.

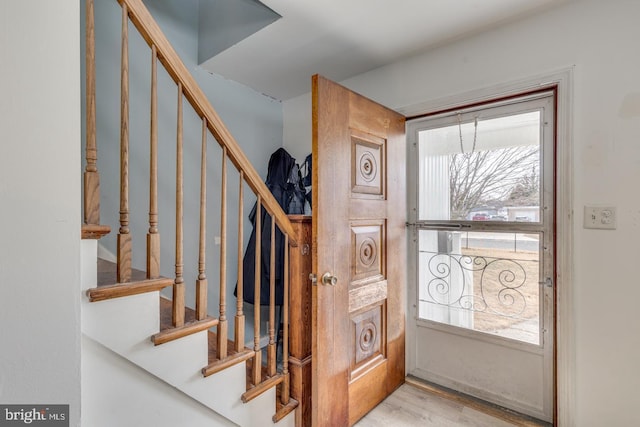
409;92;554;345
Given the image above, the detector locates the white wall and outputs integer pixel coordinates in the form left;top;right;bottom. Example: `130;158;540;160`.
0;1;81;425
283;1;640;425
82;336;233;427
197;0;280;64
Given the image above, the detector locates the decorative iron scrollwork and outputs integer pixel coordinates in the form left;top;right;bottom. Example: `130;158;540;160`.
421;251;532;318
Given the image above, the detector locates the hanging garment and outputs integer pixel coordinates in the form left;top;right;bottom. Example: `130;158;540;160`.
300;153;312;214
236;148;305;306
301;153;312;187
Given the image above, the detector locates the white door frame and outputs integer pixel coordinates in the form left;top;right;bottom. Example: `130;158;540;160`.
401;67;574;426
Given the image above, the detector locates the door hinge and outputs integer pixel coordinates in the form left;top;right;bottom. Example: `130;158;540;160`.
539;277;553;288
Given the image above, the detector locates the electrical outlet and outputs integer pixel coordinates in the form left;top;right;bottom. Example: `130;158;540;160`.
584;206;617;230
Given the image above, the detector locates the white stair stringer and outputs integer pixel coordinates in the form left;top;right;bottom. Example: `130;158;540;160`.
81;240;295;427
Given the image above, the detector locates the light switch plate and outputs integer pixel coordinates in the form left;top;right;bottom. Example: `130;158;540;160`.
584;206;617;230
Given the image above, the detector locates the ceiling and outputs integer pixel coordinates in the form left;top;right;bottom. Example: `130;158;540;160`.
199;0;567;101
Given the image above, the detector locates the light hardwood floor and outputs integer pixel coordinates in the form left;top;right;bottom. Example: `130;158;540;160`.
355;380;550;427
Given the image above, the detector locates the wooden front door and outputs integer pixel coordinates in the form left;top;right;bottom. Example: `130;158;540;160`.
311;75;406;426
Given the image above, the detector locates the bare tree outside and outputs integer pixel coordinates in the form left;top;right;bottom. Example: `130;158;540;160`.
449;146;539;220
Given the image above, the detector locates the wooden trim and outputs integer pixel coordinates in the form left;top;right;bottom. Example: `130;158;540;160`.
273;397;299;423
201;349;255;377
117;0;297;246
87;277;173;302
405;376;548;427
242;373;284;403
81;224;111;240
405;87;557;121
289;355;312;368
152;317;218;346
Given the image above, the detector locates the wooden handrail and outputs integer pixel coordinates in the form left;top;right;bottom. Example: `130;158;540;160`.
117;0;297;247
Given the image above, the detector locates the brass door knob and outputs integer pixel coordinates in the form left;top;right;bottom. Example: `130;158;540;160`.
322;272;338;286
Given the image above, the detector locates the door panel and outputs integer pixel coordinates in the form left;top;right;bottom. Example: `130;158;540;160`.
312;75;406;426
407;92;555;421
414;327;545;414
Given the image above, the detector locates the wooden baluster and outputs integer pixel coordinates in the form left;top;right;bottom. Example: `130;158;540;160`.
281;234;290;404
117;3;131;283
84;0;101;226
196;118;208;320
267;219;277;377
235;171;245;352
217;147;228;359
252;196;262;386
173;82;185;327
147;44;160;279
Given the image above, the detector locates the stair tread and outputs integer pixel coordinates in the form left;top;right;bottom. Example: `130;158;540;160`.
86;259;172;302
82;224;111;240
274;396;298;423
159;296;199;329
245;356;272;390
206;331;246;363
151;296;218;346
98;258;164;287
154;301;254;376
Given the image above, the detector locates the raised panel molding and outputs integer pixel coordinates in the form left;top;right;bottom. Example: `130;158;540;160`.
350;304;385;381
351;129;386;199
350;222;385;284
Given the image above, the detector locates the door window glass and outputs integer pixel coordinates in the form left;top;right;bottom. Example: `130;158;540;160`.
411;94;553;346
418;111;542;222
418;229;541;344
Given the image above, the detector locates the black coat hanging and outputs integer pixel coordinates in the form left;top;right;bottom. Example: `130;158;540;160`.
235;148;305;306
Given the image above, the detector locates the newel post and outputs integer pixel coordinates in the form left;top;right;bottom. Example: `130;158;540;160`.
287;215;312;427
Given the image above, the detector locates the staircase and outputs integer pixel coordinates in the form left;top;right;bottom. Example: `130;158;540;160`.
81;0;301;425
81;242;294;426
